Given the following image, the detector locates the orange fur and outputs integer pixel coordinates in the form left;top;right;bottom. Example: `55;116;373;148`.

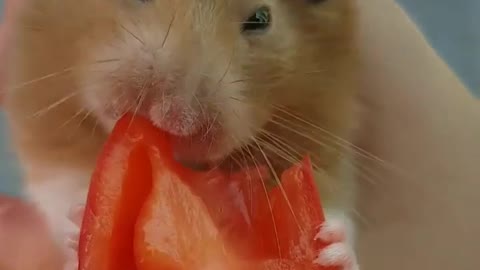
3;0;360;267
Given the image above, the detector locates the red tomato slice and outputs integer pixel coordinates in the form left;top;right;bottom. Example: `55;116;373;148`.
134;151;241;270
77;118;157;270
257;157;326;260
78;114;241;270
78;113;329;270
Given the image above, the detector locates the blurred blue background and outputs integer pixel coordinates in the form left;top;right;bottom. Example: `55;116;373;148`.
0;0;479;196
398;0;480;96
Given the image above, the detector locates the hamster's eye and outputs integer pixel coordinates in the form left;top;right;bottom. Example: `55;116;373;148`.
242;6;271;33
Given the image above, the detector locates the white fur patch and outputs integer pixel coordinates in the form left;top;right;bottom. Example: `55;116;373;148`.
315;242;358;269
313;210;360;270
149;96;200;136
323;209;357;246
26;170;89;247
315;216;347;243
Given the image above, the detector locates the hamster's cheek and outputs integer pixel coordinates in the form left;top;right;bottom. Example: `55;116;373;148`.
76;29;153;130
209;85;270;161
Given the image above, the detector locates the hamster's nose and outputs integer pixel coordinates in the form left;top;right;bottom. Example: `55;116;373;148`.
147;96;202;137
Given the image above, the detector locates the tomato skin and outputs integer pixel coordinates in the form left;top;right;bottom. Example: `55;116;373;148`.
268;156;326;261
78;114;328;270
78;114;237;270
78;117;158;270
223;156;328;266
134;152;239;270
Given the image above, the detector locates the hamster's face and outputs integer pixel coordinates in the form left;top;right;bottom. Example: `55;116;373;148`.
77;0;357;166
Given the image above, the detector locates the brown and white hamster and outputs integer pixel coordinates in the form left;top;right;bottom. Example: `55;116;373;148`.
4;0;360;269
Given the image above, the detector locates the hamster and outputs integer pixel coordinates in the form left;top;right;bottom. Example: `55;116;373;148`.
4;0;360;269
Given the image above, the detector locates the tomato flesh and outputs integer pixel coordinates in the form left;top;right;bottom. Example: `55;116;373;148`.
78;139;154;270
78;113;328;270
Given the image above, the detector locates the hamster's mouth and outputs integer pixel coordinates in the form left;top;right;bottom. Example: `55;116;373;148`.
163;125;228;172
103;100;251;172
175;156;211;172
169;132;255;173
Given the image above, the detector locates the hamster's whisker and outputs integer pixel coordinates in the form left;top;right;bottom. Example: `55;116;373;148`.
252;139;303;235
351;209;370;227
11;59;121;91
226;69;328;85
259;128;314;167
273;108;374;164
271;106;409;180
289;69;328;76
67;108;96;141
237;148;258;215
228;96;254;107
193;95;206;118
65;73;127;137
341;155;382;185
255;137;299;166
23;25;43;32
93;58;123;65
120;24;145;46
268;113;384;185
258;130;302;163
227;79;248;85
215;44;236;94
228;102;373;189
111;89;129;109
57;108;87;130
77;109;94;128
90;118;100;138
244;144;282;257
226;149;245;175
218;57;233;85
202;112;219;142
229;134;262;213
29;91;79;119
162;9;176;48
13;67;76;90
257;131;381;195
257;129;336;188
256;136;354;193
258;129;299;157
129;79;149;128
269;116;335;152
274;104;386;165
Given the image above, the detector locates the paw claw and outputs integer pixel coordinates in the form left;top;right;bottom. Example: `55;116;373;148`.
68;204;85;226
314;242;355;267
315;220;347;243
64;259;78;270
61;203;85;270
63;246;79;270
313;219;359;270
65;234;79;251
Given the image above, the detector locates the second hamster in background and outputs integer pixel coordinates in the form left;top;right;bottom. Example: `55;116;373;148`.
4;0;361;269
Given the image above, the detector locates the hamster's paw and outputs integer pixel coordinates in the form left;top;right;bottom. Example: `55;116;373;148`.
313;218;359;270
63;204;85;270
64;251;79;270
66;204;85;251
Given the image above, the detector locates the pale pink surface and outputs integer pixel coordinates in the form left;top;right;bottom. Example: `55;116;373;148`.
0;2;64;270
0;195;64;270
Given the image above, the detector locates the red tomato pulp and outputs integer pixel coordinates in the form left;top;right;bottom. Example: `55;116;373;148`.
78;113;329;270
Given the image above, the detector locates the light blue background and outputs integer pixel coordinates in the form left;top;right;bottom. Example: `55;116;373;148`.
0;0;479;196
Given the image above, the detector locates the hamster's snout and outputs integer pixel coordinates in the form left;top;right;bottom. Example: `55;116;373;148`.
79;18;256;164
148;96;202;137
